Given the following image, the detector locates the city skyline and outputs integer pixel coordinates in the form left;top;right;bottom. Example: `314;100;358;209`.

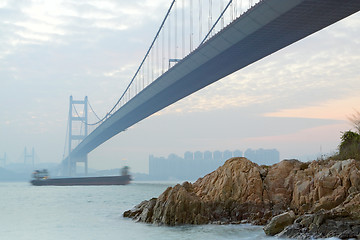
149;148;280;180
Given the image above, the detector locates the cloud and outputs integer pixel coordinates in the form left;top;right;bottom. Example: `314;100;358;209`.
0;0;169;56
265;96;360;121
103;63;137;78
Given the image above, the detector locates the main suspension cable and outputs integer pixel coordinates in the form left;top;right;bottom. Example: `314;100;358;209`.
201;0;233;45
88;100;101;121
83;0;177;126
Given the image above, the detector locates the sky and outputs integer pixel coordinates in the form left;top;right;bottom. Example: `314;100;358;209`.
0;0;359;173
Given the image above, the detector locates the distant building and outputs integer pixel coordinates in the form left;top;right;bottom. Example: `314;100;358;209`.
213;151;223;162
194;151;203;161
148;155;166;179
184;151;193;161
203;151;212;161
244;149;256;163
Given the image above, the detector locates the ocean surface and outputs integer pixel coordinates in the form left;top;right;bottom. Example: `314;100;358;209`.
0;181;282;239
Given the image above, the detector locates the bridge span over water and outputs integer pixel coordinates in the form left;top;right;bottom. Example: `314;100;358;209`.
63;0;360;175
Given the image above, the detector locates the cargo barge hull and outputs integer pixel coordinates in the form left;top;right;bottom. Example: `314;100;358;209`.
30;175;131;186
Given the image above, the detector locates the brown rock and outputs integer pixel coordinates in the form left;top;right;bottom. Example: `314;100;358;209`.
124;157;273;225
151;183;206;225
278;192;360;239
193;158;265;204
264;160;302;213
263;211;295;236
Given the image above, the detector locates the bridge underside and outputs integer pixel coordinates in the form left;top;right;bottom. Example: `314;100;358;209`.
70;0;360;158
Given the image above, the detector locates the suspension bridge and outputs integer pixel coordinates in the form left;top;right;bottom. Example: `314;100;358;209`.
62;0;360;176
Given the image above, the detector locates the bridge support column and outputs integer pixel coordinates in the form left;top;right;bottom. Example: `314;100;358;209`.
67;96;88;176
68;154;88;176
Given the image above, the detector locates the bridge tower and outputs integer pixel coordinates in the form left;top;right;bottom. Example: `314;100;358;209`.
24;147;35;169
67;96;88;176
0;153;6;167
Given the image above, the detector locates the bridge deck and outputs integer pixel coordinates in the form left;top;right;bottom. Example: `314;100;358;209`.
70;0;360;158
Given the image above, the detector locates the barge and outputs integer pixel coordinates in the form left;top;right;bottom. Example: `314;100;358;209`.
30;168;131;186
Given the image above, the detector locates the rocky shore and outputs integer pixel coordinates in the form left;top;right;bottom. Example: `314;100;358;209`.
124;157;360;239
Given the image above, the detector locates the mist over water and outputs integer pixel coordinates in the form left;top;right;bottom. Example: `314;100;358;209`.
0;182;271;240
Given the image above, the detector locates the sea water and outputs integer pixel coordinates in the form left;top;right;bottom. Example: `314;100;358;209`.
0;181;275;240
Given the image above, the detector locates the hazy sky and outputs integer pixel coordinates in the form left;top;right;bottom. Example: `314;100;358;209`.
1;0;359;173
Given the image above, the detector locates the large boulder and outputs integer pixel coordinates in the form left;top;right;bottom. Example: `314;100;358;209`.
193;158;265;204
263;211;295;236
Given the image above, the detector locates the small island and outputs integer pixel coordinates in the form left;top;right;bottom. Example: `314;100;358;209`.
124;128;360;239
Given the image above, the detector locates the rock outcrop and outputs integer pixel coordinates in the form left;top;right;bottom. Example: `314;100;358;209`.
123;157;360;238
